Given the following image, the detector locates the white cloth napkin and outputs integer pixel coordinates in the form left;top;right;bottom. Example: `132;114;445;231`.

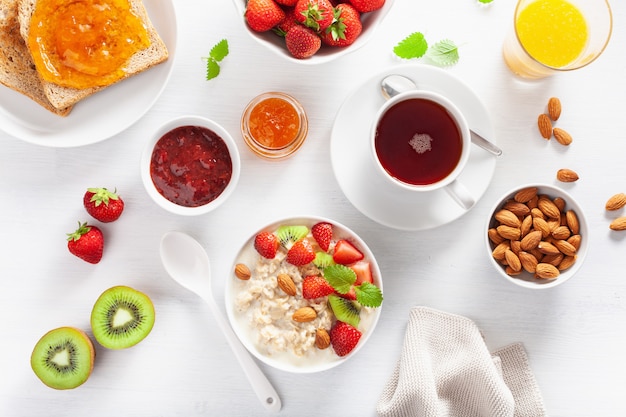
376;307;546;417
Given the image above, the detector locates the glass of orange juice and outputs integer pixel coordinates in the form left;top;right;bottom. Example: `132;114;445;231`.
503;0;612;79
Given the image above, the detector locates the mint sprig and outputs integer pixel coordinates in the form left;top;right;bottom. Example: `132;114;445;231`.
323;264;383;308
393;32;459;67
205;39;229;81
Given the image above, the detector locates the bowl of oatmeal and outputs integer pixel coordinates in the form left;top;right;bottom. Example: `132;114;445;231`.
226;216;383;373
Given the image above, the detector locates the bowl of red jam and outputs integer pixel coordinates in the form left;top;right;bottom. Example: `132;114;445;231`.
141;115;240;215
241;92;308;160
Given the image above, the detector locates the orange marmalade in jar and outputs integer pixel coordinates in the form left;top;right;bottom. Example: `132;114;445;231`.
27;0;150;89
241;92;308;160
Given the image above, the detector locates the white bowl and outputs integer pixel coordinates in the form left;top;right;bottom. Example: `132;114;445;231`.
486;183;588;289
225;216;383;372
230;0;395;65
141;115;240;215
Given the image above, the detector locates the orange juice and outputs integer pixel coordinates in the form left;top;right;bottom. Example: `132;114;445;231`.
516;0;588;68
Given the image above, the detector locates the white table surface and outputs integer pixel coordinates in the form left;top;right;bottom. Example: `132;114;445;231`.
1;0;625;416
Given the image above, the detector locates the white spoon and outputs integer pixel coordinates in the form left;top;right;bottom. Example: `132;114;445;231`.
381;74;503;157
159;231;281;412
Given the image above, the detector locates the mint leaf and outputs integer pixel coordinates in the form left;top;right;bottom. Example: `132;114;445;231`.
426;39;459;67
354;282;383;307
393;32;428;59
206;59;220;81
323;264;356;294
478;0;494;3
209;39;229;62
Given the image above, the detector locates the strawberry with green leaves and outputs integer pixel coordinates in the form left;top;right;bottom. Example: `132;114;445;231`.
67;222;104;264
285;25;321;59
322;3;362;47
294;0;334;32
245;0;286;32
83;188;124;223
347;0;384;13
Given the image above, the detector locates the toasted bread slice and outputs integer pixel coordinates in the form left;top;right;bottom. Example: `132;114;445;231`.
18;0;168;110
0;0;71;116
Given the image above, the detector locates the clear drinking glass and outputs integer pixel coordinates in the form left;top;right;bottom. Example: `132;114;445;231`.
503;0;612;79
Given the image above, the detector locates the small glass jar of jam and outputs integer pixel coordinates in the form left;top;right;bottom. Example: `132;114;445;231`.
241;92;308;160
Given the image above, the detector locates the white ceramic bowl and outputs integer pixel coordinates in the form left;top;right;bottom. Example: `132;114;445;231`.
230;0;395;65
141;115;240;215
225;216;383;373
486;183;588;289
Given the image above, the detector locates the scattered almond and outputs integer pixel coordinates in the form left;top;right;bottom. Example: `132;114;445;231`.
548;97;562;121
235;263;251;280
605;193;626;211
556;168;579;183
537;114;552;139
553;128;572;146
609;217;626;231
292;307;317;322
315;328;330;349
277;273;297;296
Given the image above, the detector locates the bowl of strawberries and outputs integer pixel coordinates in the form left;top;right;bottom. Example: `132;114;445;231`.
232;0;394;63
225;216;383;372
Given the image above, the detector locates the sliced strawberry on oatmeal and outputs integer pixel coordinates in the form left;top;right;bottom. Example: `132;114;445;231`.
333;239;364;265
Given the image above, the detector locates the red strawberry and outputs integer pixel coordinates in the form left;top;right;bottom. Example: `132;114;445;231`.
347;0;384;13
83;187;124;223
286;238;316;265
321;3;362;47
275;0;298;6
302;275;335;299
245;0;286;32
254;232;279;259
275;7;300;35
332;239;364;265
67;222;104;264
311;222;332;252
285;25;321;59
350;261;373;284
294;0;334;32
330;321;362;356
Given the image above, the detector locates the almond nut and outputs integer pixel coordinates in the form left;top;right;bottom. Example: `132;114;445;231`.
553;239;577;257
497;225;521;241
548;97;562;121
503;200;531;217
551;225;571;240
556;168;579;183
488;228;505;245
553;127;572;146
495;209;522;228
520;230;542;251
292;307;317;322
533;217;551;238
537;241;560;255
504;249;522;272
514;187;538;203
542;253;564;267
558;255;577;271
538;197;561;219
537;114;552;139
566;210;580;235
610;217;626;231
234;263;251;280
315;328;330;349
605;193;626;211
535;263;560;279
277;273;297;296
567;234;581;251
492;241;510;261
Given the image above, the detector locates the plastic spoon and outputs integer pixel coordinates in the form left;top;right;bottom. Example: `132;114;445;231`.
159;231;281;412
380;74;503;157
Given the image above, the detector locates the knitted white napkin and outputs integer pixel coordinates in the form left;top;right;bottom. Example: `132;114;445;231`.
377;307;546;417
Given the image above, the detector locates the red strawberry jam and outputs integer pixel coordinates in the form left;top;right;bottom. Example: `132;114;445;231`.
150;125;232;207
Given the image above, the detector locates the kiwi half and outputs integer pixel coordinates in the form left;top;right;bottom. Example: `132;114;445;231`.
90;286;155;349
276;225;309;248
328;294;361;328
30;326;95;390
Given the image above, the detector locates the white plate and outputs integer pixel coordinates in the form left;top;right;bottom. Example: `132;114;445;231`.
330;64;497;231
0;0;177;147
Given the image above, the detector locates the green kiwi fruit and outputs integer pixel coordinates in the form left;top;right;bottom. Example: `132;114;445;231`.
328;294;361;328
313;251;335;269
30;326;95;390
276;225;309;248
90;285;155;349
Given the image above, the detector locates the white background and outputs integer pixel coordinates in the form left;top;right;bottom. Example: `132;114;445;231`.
1;0;625;416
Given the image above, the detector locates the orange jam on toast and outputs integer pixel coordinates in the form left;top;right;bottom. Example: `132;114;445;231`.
28;0;150;89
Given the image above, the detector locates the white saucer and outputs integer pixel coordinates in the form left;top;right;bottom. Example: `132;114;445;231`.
0;0;177;148
330;64;497;231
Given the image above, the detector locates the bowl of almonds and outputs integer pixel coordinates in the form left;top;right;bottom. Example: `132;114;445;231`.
486;184;588;289
225;216;383;372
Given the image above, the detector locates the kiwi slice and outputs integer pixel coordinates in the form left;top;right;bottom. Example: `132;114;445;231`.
90;286;155;349
313;251;335;269
276;225;309;248
30;326;95;390
328;294;361;328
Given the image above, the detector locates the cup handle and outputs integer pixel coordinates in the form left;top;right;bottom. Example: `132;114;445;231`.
444;179;475;210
